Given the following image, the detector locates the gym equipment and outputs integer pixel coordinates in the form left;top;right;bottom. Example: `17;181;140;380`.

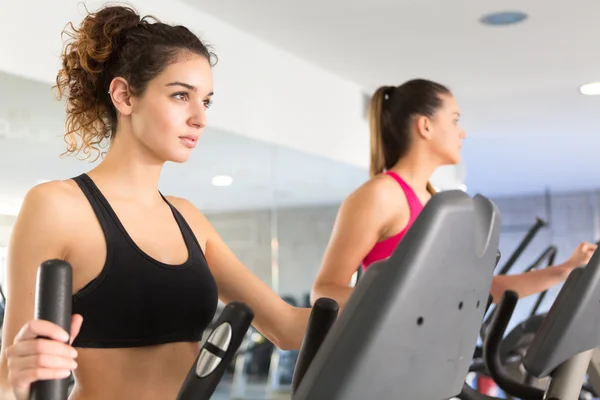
30;260;72;400
471;242;600;398
292;190;502;400
470;244;559;376
176;302;254;400
460;244;600;400
496;216;547;276
525;245;557;319
291;297;338;393
28;260;254;400
480;217;548;336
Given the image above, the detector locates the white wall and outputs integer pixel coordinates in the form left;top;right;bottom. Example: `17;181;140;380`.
0;0;369;169
0;246;6;290
431;163;467;191
0;215;15;247
0;215;15;288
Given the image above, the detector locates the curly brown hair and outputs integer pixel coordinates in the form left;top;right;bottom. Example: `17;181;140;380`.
54;4;217;160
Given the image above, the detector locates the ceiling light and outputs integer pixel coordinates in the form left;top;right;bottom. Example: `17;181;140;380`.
580;82;600;96
212;175;233;187
458;184;467;192
480;11;528;26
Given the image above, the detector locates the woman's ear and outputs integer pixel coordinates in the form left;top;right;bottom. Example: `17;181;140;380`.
108;77;133;116
415;115;433;140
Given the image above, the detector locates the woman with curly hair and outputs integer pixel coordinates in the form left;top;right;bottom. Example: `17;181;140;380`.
0;5;311;400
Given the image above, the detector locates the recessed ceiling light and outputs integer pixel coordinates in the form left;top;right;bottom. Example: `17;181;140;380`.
580;82;600;96
480;11;528;26
212;175;233;187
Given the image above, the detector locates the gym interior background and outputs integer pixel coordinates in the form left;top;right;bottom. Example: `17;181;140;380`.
2;0;600;399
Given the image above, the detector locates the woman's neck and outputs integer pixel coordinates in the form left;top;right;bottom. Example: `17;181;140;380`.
86;134;166;206
388;152;439;197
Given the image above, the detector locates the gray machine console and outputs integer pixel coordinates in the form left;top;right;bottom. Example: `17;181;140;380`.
524;248;600;378
294;191;502;400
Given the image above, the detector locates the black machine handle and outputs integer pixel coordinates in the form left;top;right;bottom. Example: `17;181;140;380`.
497;217;547;276
291;297;339;394
476;251;502;342
176;302;254;400
494;249;501;274
523;245;557;274
527;245;558;319
483;291;545;400
482;220;547;333
29;260;73;400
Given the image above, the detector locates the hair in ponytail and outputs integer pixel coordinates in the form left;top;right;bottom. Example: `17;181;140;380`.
368;86;394;178
426;182;437;195
54;4;216;160
367;79;451;181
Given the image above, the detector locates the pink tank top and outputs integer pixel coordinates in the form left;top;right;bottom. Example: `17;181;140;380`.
361;171;424;270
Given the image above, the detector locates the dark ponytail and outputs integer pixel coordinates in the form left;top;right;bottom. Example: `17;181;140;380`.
367;79;451;188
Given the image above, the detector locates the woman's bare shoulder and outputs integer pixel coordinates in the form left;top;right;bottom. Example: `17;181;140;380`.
17;179;88;225
346;173;408;211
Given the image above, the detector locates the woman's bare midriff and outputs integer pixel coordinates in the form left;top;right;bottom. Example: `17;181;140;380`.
69;342;201;400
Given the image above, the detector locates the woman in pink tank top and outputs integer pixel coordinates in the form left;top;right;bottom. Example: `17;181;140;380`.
312;79;596;309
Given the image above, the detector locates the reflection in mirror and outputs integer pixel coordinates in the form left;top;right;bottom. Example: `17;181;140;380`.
195;135;371;398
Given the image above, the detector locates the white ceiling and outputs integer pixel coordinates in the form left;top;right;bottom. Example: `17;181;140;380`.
188;0;600;196
0;70;369;215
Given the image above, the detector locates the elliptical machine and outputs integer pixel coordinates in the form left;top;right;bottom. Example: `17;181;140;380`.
291;190;503;399
459;243;600;400
473;238;600;399
470;239;560;396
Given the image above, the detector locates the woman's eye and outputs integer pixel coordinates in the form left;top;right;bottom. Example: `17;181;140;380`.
173;92;189;101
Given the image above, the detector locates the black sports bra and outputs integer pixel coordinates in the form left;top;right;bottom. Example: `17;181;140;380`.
70;174;219;348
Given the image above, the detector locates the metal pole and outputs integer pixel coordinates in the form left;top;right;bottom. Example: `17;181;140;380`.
267;147;283;397
590;192;600;241
545;349;594;400
585;348;600;395
270;207;279;295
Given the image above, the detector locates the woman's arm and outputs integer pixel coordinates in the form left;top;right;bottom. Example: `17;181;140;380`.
0;183;82;400
491;264;571;303
311;178;406;310
490;241;597;303
170;197;311;351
